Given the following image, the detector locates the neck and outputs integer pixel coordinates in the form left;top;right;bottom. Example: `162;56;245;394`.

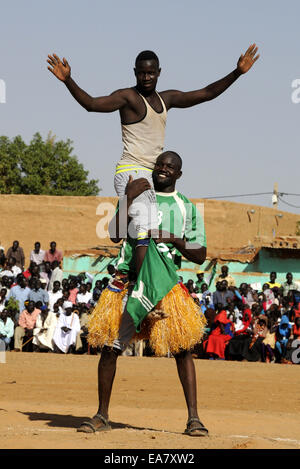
135;85;156;98
154;184;176;194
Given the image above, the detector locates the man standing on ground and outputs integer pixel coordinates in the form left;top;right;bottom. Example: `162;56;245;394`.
30;242;46;268
6;241;25;271
44;242;63;265
78;151;208;437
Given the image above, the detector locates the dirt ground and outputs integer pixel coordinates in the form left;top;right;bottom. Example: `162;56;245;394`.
0;352;299;450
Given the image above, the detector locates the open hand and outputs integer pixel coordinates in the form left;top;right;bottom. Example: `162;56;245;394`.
237;44;259;74
47;54;71;82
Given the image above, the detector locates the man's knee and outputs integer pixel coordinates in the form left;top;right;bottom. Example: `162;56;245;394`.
101;345;122;359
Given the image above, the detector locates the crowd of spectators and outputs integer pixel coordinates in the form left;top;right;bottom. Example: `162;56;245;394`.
188;266;300;365
0;240;109;354
1;240;300;364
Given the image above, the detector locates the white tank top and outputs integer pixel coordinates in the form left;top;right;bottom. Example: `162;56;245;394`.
117;90;167;170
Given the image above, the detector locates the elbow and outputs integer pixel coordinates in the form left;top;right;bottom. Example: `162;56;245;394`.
195;246;207;265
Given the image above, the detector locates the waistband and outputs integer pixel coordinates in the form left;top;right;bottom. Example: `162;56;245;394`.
115;164;153;175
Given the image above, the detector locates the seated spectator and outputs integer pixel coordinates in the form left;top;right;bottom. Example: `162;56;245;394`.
0;308;14;350
52;301;81;353
93;279;102;297
68;279;79;305
203;304;234;359
48;260;63;291
0;260;14;279
14;300;40;351
0;288;7;312
291;316;300;341
6;240;25;270
212;280;234;309
30;242;46;268
266;271;281;289
75;305;90;353
261;311;277;363
88;290;101;308
262;283;275;311
7;274;31;321
215;265;235;287
282;272;299;297
285;317;300;363
195;270;206;291
28;278;49;307
40;261;52;289
33;305;58;352
48;280;63;312
9;257;22;279
241;314;268;362
0;246;6;268
275;315;292;363
76;283;92;305
227;305;252;361
44;241;63;265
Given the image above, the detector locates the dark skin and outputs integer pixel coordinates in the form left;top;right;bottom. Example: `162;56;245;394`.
109;152;206;265
79;152;207;435
48;47;258;274
47;45;259;120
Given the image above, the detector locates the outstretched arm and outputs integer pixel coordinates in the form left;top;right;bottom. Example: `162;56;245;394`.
163;44;259;109
47;53;128;112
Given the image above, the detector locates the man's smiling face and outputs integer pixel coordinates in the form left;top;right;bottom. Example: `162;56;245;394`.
152;152;182;192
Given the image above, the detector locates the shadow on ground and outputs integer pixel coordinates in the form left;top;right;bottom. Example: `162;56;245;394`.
19;411;178;434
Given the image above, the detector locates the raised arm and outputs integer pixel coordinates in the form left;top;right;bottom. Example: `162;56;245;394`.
47;53;128;112
162;44;259;109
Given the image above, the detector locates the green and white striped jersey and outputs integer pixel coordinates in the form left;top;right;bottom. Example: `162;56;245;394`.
116;190;206;273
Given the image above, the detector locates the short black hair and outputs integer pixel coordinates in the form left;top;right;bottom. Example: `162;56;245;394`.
135;50;159;68
158;151;182;170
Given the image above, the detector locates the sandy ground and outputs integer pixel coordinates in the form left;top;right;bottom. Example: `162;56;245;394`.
0;352;299;450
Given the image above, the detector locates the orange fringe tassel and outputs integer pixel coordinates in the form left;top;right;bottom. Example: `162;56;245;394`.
87;287;127;348
87;283;206;356
136;283;207;356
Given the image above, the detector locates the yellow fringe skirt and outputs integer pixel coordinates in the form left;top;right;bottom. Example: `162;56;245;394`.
88;283;206;357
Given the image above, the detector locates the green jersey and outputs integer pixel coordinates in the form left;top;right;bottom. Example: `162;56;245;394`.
116;190;206;273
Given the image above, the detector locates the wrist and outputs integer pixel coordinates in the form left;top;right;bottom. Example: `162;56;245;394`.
233;68;243;78
64;75;72;85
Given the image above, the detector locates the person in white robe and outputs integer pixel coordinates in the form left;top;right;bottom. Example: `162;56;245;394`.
33;306;58;351
52;301;80;353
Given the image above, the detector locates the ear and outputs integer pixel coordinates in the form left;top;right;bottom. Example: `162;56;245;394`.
176;170;182;180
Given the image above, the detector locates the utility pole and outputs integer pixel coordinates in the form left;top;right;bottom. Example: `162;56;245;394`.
272;182;278;209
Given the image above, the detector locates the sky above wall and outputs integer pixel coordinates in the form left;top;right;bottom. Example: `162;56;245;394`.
1;0;300;215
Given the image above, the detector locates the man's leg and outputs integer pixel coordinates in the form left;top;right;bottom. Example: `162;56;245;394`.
174;350;209;436
96;346;119;419
77;304;136;433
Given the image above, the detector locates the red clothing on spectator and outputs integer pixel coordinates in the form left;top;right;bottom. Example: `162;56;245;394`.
203;310;233;359
292;323;300;339
68;288;79;305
